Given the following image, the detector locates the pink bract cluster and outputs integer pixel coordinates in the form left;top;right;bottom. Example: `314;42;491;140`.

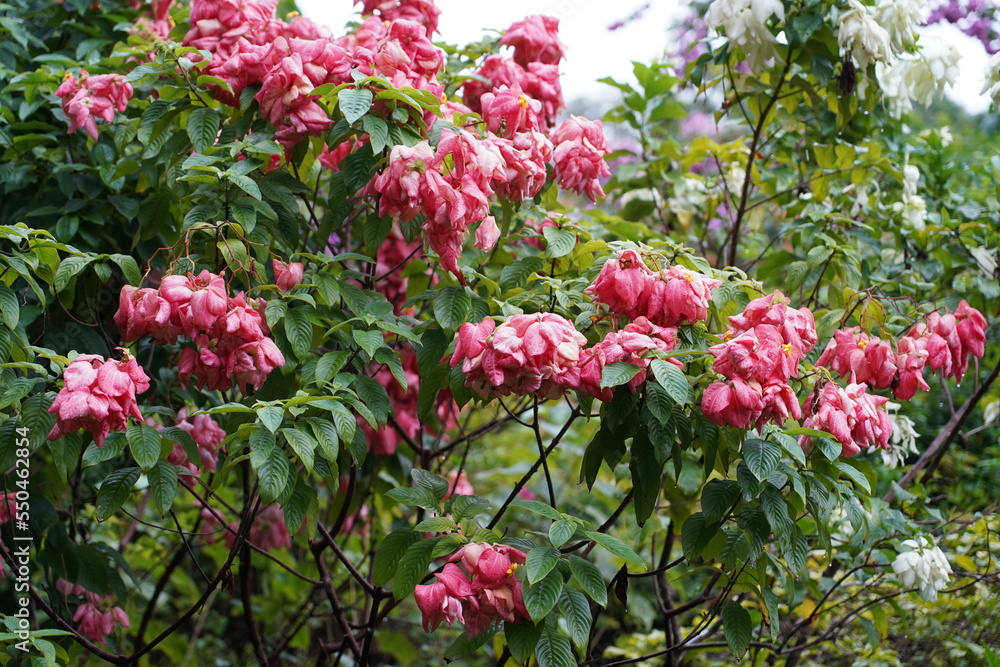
224;504;292;553
55;71;133;140
566;318;682;403
361;346;456;455
56;579;130;645
47;352;150;447
414;543;529;638
164;408;227;476
550;116;613;202
587;249;722;327
273;259;305;292
114;270;285;394
451;313;587;400
802;300;986;457
703;291;817;431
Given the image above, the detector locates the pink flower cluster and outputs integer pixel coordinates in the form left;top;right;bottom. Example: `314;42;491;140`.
451;313;587;399
164;408;227;476
414;542;529;638
362;346;456;455
905;300;987;382
371;121;551;278
464;15;565;127
114;270;285;394
224;503;291;553
566;318;682;402
817;328;929;400
55;70;133;140
273;259;305;292
47;352;150;447
702;291;818;430
799;382;893;457
550;116;612;202
57;579;130;645
183;0;445;146
586;249;722;327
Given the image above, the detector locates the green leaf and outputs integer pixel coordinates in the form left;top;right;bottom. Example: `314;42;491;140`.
583;531;645;568
126;422;161;472
535;625;575;667
567;555;607;607
0;282;20;329
339;88;374;124
257;405;284;433
681;513;720;560
524;570;564;620
361;114;389;153
281;428;316;474
526;546;561;584
228;173;261;200
835;461;872;493
283;307;313;359
147;459;178;515
599;361;642;390
701;479;740;523
542;226;576;258
559;589;592;648
96;467;140;521
650;360;690;404
504;621;541;664
743;438;780;481
186;108;220;153
352;375;390;424
549;519;577;548
511;499;563;521
762;587;780;640
257;447;290;503
411;468;450;500
392;538;437;600
352;329;384;357
107;254;141;286
307;418;339;461
283;477;315;535
449;495;492;521
315;351;350;384
373;528;418;587
723;600;752;658
760;484;793;536
433;286;472;331
385;486;440;510
413;516;459;532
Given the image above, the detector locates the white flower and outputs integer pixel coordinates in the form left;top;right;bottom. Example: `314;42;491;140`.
876;35;960;116
981;51;1000;109
892;163;927;230
892;536;953;601
970;246;997;279
706;0;785;69
839;0;893;70
984;399;1000;426
668;177;708;227
883;401;919;468
874;0;927;53
723;161;748;198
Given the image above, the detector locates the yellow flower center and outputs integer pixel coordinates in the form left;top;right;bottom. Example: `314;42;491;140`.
858;338;869;350
507;563;519;576
782;343;793;357
518;95;529;109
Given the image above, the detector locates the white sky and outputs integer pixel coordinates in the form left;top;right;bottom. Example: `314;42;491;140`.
297;0;993;114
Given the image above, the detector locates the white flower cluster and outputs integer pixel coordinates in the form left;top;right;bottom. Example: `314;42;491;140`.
876;35;961;116
982;51;1000;110
874;0;927;52
892;163;927;231
668;177;709;227
838;0;893;70
892;536;953;601
705;0;785;69
882;401;919;468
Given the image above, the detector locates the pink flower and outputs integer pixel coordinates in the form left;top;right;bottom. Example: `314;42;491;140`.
500;15;565;67
114;286;176;344
273;259;305;292
233;337;286;393
175;409;226;473
48;352;150;447
585;250;721;327
451;314;587;400
702;379;765;430
473;216;501;252
55;71;133;140
569;329;679;402
445;470;474;497
550;115;612;202
462;55;564;128
727;291;818;356
488;130;552;201
160;270;229;336
799;381;893;457
907;300;987;381
816;328;897;388
0;492;17;526
480;84;541;138
356;0;441;35
414;564;470;631
72;602;130;644
225;504;291;552
892;336;930;400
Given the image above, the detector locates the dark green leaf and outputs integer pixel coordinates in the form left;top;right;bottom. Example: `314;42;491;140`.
559;589;592;648
743;438;781;481
535;625;575;667
723;600;752;658
186;108;220;153
373;528;418;587
526;546;561;584
146;459;178;515
126;422;161;472
524;570;564;620
599;361;642;390
339;88;374;124
567;555;607;607
650;360;690;404
433;286;471;331
392;538;437;599
96;467;140;521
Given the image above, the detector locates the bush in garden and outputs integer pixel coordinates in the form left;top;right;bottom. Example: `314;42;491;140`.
0;0;997;664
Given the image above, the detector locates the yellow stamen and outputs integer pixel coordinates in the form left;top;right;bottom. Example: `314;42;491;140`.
782;343;793;357
507;563;519;576
518;95;529;109
285;10;299;18
724;331;733;341
858;338;869;350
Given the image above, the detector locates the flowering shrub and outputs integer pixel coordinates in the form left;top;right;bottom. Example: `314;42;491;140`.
0;0;997;664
